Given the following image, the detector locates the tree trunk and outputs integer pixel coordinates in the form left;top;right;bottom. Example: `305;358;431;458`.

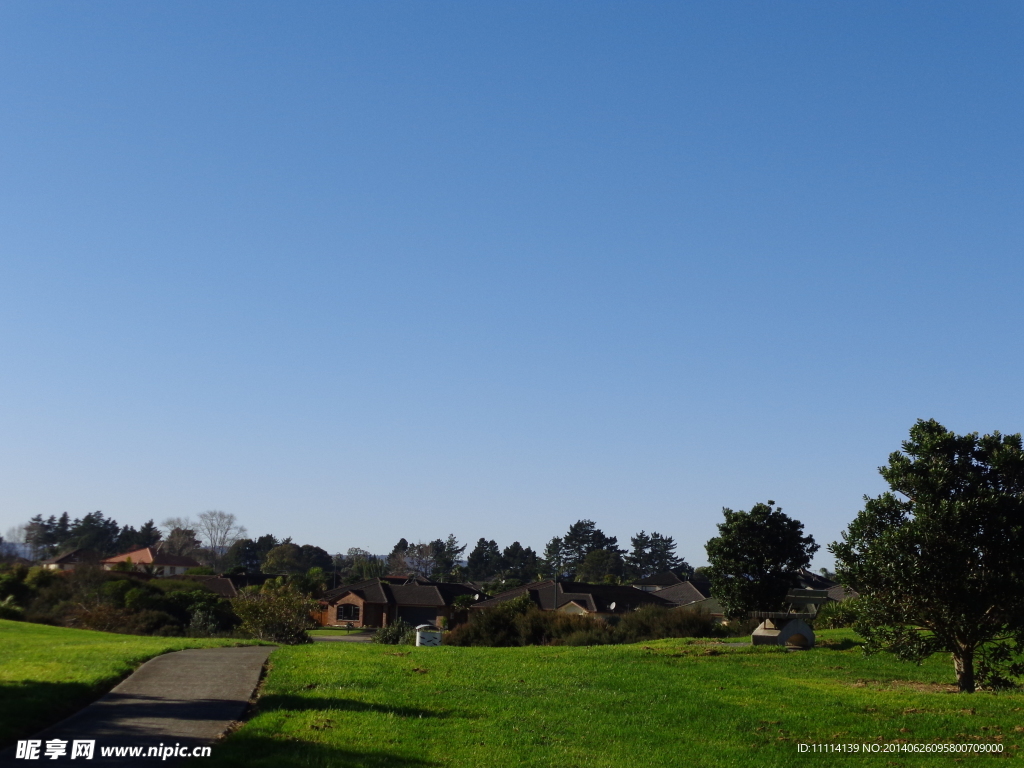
954;648;976;693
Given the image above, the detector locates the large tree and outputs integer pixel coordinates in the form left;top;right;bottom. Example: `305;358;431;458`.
561;520;621;575
502;541;539;582
429;534;467;581
626;530;687;579
704;501;818;620
195;510;247;567
831;419;1024;693
466;538;502;581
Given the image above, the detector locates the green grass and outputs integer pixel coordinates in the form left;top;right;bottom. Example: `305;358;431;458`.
207;630;1024;768
308;628;366;637
0;619;259;746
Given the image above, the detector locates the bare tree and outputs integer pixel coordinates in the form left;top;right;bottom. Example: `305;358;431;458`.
159;517;202;558
195;510;247;554
401;542;437;580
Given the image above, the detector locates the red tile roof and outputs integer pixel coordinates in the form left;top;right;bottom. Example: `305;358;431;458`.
100;547;201;568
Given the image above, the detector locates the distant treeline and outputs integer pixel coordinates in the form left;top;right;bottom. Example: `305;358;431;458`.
4;512;689;587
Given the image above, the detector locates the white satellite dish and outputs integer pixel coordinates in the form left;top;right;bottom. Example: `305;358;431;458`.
609;602;616;611
474;593;480;600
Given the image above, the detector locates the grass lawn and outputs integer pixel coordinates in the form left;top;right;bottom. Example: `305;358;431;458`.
0;619;259;747
207;631;1024;768
308;628;366;637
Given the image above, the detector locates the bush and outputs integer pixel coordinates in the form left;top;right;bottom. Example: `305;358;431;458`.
615;605;724;643
0;595;24;620
233;584;315;644
372;619;413;645
813;598;860;629
444;599;724;648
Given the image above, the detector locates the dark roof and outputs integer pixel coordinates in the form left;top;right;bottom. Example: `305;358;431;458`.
653;580;712;607
827;584;859;602
40;548;100;565
632;571;687;588
796;568;836;590
475;580;670;614
182;575;238;598
324;579;482;608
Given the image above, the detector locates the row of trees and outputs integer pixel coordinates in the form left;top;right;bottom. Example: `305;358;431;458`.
378;523;688;585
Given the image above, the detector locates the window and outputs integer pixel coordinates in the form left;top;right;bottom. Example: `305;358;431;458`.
337;604;360;622
168;567;176;575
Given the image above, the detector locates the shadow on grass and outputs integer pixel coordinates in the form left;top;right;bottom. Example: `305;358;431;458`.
208;734;439;768
0;680;109;748
257;693;448;719
816;638;862;651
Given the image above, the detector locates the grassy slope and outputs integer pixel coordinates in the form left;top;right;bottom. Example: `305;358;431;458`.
0;619;258;746
208;631;1024;768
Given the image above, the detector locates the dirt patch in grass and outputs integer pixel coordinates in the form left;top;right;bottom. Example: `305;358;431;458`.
850;678;959;693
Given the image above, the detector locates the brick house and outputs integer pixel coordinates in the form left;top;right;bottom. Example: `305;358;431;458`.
316;577;484;628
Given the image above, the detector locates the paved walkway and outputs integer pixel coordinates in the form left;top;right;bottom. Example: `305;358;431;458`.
1;645;273;766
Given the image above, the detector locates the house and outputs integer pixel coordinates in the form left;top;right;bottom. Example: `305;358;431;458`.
40;548;101;572
651;579;727;620
181;575;239;597
632;570;689;592
317;577;484;628
100;547;201;577
474;580;670;619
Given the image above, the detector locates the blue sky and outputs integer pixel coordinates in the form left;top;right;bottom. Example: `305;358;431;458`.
0;2;1021;568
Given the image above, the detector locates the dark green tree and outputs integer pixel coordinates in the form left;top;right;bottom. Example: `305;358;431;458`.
831;419;1024;693
430;534;467;581
541;536;565;578
466;538;502;581
297;544;333;571
561;520;621;574
625;530;652;578
648;533;686;575
262;543;306;574
501;541;539;582
576;548;624;583
68;512;122;555
625;531;686;579
53;513;71;547
704;501;818;620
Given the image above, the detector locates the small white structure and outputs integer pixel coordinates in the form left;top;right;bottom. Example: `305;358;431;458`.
415;624;442;647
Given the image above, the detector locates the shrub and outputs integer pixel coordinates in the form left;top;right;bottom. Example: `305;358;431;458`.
813;598;860;629
0;595;24;620
615;605;723;643
444;599;724;647
373;619;413;645
233;584;315;644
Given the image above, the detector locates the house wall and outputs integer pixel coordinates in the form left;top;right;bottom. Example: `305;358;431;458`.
321;594;387;628
321;598;453;629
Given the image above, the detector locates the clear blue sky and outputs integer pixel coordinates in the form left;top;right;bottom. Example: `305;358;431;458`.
1;2;1021;568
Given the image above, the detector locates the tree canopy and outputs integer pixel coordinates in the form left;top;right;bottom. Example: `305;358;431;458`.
704;501;818;619
831;419;1024;692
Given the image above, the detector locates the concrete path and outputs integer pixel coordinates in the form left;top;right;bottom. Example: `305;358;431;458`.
1;645;273;766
